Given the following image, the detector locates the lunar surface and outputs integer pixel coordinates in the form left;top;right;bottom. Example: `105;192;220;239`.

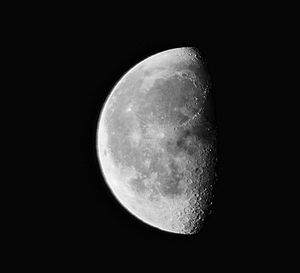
97;47;216;234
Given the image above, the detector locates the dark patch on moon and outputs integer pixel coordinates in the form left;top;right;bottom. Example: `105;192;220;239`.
129;177;147;194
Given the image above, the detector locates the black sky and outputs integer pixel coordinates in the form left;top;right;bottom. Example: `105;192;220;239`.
33;12;275;265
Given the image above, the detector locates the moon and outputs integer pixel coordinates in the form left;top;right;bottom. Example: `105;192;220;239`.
97;47;216;234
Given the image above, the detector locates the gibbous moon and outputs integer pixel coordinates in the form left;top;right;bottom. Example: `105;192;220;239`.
97;47;216;234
